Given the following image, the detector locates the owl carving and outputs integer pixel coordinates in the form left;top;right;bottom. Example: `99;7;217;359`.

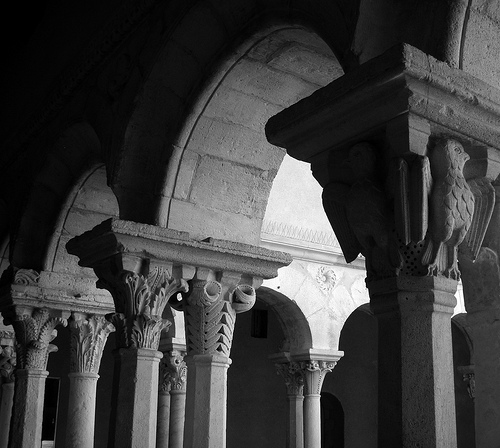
422;139;475;279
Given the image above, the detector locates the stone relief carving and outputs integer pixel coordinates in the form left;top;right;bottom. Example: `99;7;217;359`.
275;362;304;396
323;139;493;281
315;266;336;292
101;266;189;350
4;308;67;370
421;139;475;279
322;142;400;280
69;315;115;374
13;268;40;286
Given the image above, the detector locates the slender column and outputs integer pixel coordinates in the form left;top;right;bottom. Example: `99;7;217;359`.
157;361;172;448
0;331;16;448
181;271;257;448
275;362;304;448
298;360;337;448
65;313;114;448
3;304;67;448
157;346;187;448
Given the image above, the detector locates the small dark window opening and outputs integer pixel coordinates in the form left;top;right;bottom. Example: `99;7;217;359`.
321;392;344;448
42;377;60;443
251;309;268;338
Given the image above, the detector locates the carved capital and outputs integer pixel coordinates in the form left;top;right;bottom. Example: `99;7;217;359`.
295;360;337;395
4;307;67;370
69;314;114;374
160;349;187;392
0;331;16;382
183;277;256;357
98;266;188;350
275;362;304;396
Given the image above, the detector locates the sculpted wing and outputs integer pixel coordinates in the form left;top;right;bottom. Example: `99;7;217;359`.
322;182;363;263
459;178;494;260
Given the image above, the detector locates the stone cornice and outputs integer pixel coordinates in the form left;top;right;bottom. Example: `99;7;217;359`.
66;218;293;280
266;43;500;164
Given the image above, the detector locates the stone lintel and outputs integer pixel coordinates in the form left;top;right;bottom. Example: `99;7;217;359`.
0;270;113;317
266;43;500;174
66;218;292;280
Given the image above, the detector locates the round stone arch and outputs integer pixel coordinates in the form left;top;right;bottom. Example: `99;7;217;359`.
257;286;313;355
109;0;358;228
11;122;103;271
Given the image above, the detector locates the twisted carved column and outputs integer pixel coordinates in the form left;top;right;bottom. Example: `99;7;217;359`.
0;331;16;448
2;301;67;448
275;362;304;448
178;272;256;448
65;314;114;448
157;348;187;448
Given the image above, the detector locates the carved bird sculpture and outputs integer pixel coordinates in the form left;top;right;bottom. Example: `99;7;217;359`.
422;139;475;279
323;142;399;280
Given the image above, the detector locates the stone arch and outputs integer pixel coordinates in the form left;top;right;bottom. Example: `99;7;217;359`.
11;122;103;270
110;1;356;227
257;286;313;355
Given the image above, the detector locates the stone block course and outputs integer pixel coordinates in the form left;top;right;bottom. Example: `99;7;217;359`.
189;155;272;219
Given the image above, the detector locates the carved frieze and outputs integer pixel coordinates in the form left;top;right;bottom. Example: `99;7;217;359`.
69;314;114;374
4;308;67;370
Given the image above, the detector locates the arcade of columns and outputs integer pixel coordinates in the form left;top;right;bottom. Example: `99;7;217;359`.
2;42;500;448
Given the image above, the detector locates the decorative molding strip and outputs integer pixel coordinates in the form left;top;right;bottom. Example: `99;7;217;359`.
261;220;340;248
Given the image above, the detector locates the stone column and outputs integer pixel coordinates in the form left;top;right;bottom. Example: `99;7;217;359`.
180;271;257;448
65;313;114;448
157;346;187;448
157;360;172;448
2;304;67;448
275;361;304;448
0;331;16;448
298;359;338;448
265;44;500;447
66;218;292;448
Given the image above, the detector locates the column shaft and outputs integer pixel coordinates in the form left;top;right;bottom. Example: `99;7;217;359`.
112;348;162;448
371;277;457;448
65;373;99;448
184;354;231;448
156;390;171;448
169;390;186;448
0;382;14;448
9;369;48;448
287;395;304;448
303;394;321;448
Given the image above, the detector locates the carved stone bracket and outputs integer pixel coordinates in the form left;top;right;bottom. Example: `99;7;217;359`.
159;348;187;392
3;307;67;370
275;362;304;396
0;330;16;382
69;313;115;374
